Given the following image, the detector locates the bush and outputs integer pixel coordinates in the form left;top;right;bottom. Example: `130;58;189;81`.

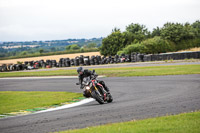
141;36;175;54
117;51;124;56
118;43;145;55
175;38;200;51
118;37;176;54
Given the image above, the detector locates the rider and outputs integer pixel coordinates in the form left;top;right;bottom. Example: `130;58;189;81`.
77;67;110;95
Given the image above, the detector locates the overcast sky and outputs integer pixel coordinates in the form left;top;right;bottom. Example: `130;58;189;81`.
0;0;199;42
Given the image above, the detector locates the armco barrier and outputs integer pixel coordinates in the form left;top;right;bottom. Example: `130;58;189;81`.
0;51;199;72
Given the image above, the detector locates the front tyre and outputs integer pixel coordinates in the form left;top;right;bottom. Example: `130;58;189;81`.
91;90;104;104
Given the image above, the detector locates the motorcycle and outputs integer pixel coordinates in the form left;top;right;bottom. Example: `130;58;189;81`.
76;74;113;104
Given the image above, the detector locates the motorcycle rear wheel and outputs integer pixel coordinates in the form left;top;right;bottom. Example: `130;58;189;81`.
107;93;113;103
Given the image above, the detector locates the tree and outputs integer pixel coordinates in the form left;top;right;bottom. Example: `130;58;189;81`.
66;44;80;50
112;27;120;32
70;44;80;50
160;22;183;43
87;43;97;48
51;47;56;52
100;29;127;56
66;45;71;50
125;23;150;43
20;51;28;55
160;22;199;50
39;49;44;54
192;20;200;37
151;27;161;37
160;22;196;43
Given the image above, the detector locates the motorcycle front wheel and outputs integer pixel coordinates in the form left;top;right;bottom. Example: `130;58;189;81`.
91;90;105;104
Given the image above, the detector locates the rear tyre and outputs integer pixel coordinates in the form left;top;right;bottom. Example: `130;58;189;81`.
107;93;113;103
91;90;104;104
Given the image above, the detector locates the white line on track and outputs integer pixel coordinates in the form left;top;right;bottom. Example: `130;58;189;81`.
1;98;95;119
35;98;95;114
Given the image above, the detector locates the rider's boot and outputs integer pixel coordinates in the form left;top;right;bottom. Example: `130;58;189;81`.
104;85;110;94
98;80;110;94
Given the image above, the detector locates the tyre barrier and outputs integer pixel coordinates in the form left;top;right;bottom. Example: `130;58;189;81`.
142;51;200;62
0;51;199;72
84;56;90;65
0;63;27;72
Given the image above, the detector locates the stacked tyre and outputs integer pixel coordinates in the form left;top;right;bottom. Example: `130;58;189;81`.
46;60;52;68
90;56;95;65
74;57;80;66
84;56;90;65
79;55;84;66
70;59;75;66
96;56;102;65
65;58;71;67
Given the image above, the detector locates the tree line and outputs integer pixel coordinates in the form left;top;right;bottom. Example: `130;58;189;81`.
0;38;102;58
100;20;200;56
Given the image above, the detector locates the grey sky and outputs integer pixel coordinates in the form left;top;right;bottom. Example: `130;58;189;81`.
0;0;199;42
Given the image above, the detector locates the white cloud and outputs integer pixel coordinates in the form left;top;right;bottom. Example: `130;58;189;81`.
0;0;200;41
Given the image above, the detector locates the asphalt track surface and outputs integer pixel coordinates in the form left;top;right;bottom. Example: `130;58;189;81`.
0;74;200;133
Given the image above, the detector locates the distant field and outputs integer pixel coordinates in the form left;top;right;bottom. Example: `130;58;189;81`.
177;47;200;52
0;52;100;65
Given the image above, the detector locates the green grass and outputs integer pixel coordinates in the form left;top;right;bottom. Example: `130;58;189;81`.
0;91;82;114
0;69;77;77
0;64;200;78
96;64;200;77
58;111;200;133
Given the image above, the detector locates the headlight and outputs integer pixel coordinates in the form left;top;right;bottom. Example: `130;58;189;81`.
89;83;93;88
85;86;90;90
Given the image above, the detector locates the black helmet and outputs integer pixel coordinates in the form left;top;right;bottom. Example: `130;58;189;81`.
77;67;84;74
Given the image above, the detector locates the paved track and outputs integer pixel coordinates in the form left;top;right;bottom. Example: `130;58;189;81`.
0;75;200;133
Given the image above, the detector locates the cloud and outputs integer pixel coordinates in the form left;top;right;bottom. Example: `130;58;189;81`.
0;0;200;41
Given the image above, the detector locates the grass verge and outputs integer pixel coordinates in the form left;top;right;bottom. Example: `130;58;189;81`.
58;111;200;133
96;64;200;77
0;91;82;114
0;64;200;78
